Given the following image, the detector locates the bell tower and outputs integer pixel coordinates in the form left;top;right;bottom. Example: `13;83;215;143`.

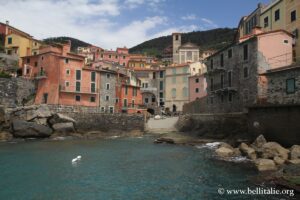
172;33;181;64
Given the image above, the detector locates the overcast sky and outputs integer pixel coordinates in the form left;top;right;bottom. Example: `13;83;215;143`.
0;0;270;49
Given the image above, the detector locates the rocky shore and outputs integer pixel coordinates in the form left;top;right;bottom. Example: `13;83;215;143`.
0;105;143;141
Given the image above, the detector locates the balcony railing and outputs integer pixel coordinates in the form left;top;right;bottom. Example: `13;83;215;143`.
210;83;237;93
35;71;47;80
141;87;157;93
60;85;98;94
205;67;226;76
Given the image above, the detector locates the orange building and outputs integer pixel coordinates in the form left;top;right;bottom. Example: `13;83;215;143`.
22;41;99;107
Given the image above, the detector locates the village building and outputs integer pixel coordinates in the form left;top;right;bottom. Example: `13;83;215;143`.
99;47;130;67
188;63;207;102
205;29;294;113
77;45;103;64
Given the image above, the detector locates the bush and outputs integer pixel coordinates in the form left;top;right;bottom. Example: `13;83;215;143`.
0;72;12;78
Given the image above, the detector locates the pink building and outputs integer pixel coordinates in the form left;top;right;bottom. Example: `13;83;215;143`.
100;47;130;67
189;74;207;102
22;41;100;107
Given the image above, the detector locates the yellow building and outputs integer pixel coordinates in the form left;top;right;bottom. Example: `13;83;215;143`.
5;33;42;66
165;62;203;112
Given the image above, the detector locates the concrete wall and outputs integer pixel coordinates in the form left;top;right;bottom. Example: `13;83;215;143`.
248;105;300;147
0;77;35;107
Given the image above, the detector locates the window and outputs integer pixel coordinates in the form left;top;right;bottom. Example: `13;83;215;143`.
75;95;81;102
106;73;111;78
91;83;96;93
66;69;70;75
228;49;232;58
145;98;149;104
109;107;114;113
275;9;280;21
109;54;111;58
125;86;128;95
243;67;249;78
159;92;163;98
152;72;156;79
116;98;119;103
159;71;164;78
183;87;188;97
195;78;199;83
123;63;125;66
123;99;128;107
172;68;176;74
34;62;38;67
195;88;199;93
172;77;176;84
123;56;126;59
243;44;248;60
228;93;233;102
65;81;69;87
183;67;189;73
210;78;214;91
291;10;296;22
286;78;295;94
115;55;118;59
171;88;176;98
76;70;81;80
152;95;156;102
264;17;269;28
182;77;188;83
7;50;12;55
43;93;48;104
105;95;110;101
26;68;30;74
159;81;163;90
175;35;178;40
210;59;213;69
76;81;81;92
27;58;30;63
91;72;96;82
90;96;95;102
228;71;232;87
7;37;12;44
106;83;110;90
101;107;105;112
220;54;224;67
65;58;69;64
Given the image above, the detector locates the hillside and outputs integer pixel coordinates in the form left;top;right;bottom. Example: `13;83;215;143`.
129;28;237;57
43;36;91;52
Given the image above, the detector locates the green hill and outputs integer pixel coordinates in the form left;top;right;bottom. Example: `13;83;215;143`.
43;36;91;52
129;28;237;57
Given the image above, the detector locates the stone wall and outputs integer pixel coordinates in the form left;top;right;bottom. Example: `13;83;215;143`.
61;112;145;133
248;105;300;147
176;113;250;143
0;78;35;107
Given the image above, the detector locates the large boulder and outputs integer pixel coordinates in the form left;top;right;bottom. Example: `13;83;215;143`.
52;122;75;134
49;113;76;125
252;134;267;149
290;145;300;160
239;143;257;160
255;158;277;171
35;105;52;118
261;142;289;161
12;119;53;138
215;147;235;157
0;131;13;141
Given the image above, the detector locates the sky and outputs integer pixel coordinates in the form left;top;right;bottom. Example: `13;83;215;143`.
0;0;271;49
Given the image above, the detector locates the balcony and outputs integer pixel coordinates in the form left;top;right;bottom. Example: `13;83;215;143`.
210;83;237;94
60;85;98;94
35;71;47;80
205;67;226;76
141;87;157;93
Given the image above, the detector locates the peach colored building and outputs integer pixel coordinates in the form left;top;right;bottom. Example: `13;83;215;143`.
189;74;207;102
22;41;99;107
100;47;130;67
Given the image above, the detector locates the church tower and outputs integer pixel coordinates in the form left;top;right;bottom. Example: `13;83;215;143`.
172;33;181;64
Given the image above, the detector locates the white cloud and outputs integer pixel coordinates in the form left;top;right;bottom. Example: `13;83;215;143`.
181;14;197;20
124;0;144;9
153;25;199;38
201;18;218;28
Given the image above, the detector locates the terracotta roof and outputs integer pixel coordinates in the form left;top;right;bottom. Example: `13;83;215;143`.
178;42;199;49
260;65;300;75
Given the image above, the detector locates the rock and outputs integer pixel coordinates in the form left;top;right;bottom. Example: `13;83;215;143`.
233;148;242;157
290;145;300;160
215;147;235;157
261;142;289;161
52;122;75;134
239;143;257;160
35;105;52;118
255;158;277;171
49;113;76;125
0;106;5;123
154;137;175;144
154;115;161;120
12;119;53;138
252;134;267;149
32;118;48;126
287;159;300;165
0;131;13;141
219;142;234;150
274;156;286;165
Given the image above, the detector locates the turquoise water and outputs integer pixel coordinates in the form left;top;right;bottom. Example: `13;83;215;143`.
0;137;296;200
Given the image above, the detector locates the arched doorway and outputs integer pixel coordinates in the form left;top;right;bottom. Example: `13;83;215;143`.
172;104;177;112
147;108;155;115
